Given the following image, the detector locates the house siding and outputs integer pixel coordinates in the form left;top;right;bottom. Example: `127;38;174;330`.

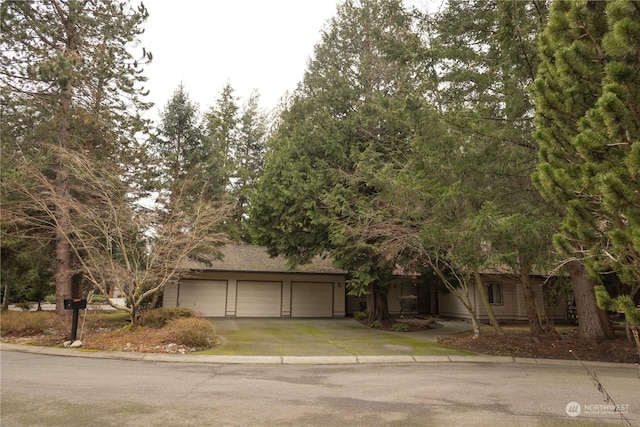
438;275;569;323
438;291;472;319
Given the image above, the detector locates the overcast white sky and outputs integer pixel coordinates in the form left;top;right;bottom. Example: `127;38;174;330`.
140;1;342;119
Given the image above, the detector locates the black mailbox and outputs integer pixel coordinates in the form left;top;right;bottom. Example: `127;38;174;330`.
64;298;87;310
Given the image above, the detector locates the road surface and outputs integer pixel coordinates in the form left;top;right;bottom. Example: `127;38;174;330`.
1;351;638;426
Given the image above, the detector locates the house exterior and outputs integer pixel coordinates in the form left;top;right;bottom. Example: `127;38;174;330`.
163;245;347;318
437;269;570;323
165;245;568;323
346;273;437;316
346;268;570;324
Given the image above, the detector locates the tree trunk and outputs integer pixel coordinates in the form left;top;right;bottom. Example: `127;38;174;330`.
458;294;481;338
519;254;544;336
566;260;612;341
455;287;481;338
54;14;78;317
149;291;160;309
366;283;391;322
54;93;74;317
469;314;481;338
598;304;616;339
473;268;503;335
2;282;10;311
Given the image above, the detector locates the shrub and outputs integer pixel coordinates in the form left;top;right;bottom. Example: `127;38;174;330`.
82;310;130;330
44;294;56;304
89;294;107;304
353;310;367;320
14;301;33;311
162;317;216;349
391;322;409;332
140;307;196;329
0;311;56;336
370;320;382;329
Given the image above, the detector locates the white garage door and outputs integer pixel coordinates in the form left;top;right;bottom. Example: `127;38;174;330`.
178;280;227;316
291;282;333;317
236;281;282;317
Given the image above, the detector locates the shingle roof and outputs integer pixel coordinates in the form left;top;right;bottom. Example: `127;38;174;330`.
183;244;347;275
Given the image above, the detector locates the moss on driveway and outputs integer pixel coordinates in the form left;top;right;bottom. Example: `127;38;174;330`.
195;318;475;356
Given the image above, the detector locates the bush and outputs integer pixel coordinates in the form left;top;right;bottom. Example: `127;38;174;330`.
89;294;107;304
353;310;367;320
14;301;33;311
370;320;382;329
0;311;56;336
140;307;196;329
83;310;130;330
162;317;216;349
391;322;409;332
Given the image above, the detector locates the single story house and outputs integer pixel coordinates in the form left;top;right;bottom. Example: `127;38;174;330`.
346;267;570;323
163;244;347;318
165;245;569;322
437;269;570;323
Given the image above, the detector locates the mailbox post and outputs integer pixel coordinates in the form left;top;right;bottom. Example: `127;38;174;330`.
64;298;87;342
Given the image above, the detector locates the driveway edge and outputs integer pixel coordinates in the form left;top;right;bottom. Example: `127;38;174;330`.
1;342;637;369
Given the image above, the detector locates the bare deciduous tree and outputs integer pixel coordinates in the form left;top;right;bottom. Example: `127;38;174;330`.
5;145;231;324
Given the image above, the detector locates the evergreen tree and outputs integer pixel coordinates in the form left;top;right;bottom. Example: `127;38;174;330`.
230;90;267;241
431;0;556;336
204;83;239;198
531;0;639;337
250;0;428;320
578;1;640;305
0;0;151;315
153;83;207;200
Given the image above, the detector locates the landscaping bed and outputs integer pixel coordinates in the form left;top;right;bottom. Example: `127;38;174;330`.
2;310;638;363
436;327;639;364
357;317;639;364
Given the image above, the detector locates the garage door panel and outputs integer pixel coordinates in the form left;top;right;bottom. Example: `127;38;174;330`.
236;281;282;317
179;280;227;316
291;282;333;317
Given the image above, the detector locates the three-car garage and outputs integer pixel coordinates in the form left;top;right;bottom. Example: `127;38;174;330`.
164;277;344;318
163;245;347;318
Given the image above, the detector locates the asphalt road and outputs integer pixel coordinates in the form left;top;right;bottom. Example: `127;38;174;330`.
1;350;638;426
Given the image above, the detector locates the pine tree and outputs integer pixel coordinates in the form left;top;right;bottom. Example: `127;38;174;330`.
230;90;267;241
153;84;206;200
204;83;239;198
428;0;554;336
578;1;640;301
0;0;151;315
531;0;639;337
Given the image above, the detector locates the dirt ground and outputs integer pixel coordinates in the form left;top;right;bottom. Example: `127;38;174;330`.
365;317;640;364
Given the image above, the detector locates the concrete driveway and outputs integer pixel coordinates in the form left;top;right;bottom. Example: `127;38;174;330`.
203;317;474;357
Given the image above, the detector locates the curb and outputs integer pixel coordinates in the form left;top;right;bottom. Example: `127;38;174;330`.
2;342;637;369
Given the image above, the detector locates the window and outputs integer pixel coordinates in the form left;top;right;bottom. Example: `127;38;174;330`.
487;283;503;305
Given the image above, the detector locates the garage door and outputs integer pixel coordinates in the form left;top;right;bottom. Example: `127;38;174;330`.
178;280;227;316
291;282;333;317
236;281;282;317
